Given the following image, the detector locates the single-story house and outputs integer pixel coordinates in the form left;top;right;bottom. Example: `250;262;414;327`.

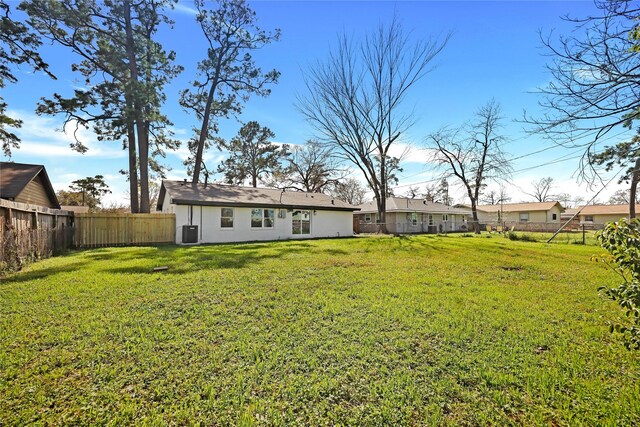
0;161;60;209
577;204;640;227
157;180;359;244
0;162;73;234
474;201;564;224
560;207;581;230
354;197;472;234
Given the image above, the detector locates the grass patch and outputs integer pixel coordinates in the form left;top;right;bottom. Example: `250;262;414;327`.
1;235;638;425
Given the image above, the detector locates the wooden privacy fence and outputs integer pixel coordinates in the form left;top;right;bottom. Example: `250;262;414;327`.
0;199;74;271
74;213;175;247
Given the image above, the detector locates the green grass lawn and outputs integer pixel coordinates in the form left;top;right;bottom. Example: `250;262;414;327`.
1;235;638;426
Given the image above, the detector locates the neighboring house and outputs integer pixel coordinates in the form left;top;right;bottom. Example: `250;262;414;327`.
157;180;359;244
354;197;472;234
560;207;581;231
0;162;60;209
474;202;564;224
577;204;640;227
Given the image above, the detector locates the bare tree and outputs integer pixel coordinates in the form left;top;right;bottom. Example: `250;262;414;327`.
273;140;346;192
556;193;586;208
329;178;368;206
609;188;639;205
405;185;421;199
481;185;510;205
525;177;556;202
525;0;640;217
298;18;448;233
426;100;511;233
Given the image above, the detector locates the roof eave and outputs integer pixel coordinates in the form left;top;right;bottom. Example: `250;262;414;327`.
170;198;360;212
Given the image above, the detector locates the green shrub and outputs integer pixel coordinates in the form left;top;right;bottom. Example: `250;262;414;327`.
507;231;537;242
596;218;640;350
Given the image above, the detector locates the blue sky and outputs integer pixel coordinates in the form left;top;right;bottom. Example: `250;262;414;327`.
2;0;631;206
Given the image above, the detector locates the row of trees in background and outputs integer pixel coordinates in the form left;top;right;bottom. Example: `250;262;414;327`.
213;121;367;204
0;0;381;211
3;0;639;219
1;0;280;213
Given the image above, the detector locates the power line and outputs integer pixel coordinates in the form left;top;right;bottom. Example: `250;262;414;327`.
394;128;632;190
547;166;626;243
507;129;630;162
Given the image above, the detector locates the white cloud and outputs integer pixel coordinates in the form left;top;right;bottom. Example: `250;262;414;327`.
388;142;436;164
7;109;127;159
173;2;198;15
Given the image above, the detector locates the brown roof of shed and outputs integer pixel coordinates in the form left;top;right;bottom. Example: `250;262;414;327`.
158;180;359;211
476;201;563;213
578;204;640;215
356;197;471;215
0;162;60;208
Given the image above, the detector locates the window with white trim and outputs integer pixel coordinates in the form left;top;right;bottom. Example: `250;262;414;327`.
292;210;311;234
428;214;434;226
519;212;529;222
364;213;372;223
585;215;594;222
221;208;234;228
443;214;448;221
251;208;274;228
409;212;418;225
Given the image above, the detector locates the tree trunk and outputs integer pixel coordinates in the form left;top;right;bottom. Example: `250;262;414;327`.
123;1;149;213
471;207;480;234
252;174;257;188
379;196;387;234
192;82;218;184
379;154;388;234
630;156;640;219
127;120;139;213
138;124;150;213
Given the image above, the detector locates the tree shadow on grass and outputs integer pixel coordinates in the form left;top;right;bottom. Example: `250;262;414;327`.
3;240;349;281
1;260;92;284
99;241;317;275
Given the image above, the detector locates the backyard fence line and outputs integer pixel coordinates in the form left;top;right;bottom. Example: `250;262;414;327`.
355;220;595;235
0;199;74;271
74;213;176;248
483;221;604;233
356;221;474;234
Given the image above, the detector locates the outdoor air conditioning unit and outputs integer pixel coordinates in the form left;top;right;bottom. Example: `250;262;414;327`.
182;225;198;244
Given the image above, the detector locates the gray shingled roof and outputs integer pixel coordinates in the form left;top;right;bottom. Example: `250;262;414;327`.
356;197;471;215
0;162;60;208
158;180;359;211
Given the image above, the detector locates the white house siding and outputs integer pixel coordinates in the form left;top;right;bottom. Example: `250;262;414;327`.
172;204;353;244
